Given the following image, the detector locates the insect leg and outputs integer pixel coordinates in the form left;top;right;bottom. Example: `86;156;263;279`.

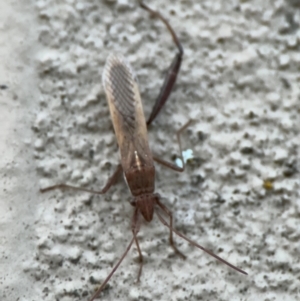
40;164;123;194
132;208;143;282
138;1;183;126
156;198;186;259
153;120;193;172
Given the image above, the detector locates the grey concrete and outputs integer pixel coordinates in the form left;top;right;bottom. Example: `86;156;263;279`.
1;0;299;301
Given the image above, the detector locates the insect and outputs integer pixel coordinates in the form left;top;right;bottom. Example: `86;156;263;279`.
41;1;247;300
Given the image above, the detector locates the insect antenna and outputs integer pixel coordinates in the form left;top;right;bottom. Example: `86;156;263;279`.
88;208;141;301
87;236;135;301
155;209;248;275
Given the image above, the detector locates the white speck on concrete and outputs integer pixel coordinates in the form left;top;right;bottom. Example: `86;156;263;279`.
175;149;193;168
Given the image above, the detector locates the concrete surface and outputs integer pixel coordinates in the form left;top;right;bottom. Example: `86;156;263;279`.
1;0;299;301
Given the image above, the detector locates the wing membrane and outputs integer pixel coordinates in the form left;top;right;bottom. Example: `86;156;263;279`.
102;54;154;172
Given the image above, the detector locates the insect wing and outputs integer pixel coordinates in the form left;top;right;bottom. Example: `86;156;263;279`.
102;54;153;172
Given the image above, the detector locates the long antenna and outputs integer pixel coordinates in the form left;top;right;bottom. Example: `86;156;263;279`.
88;236;135;301
156;210;248;275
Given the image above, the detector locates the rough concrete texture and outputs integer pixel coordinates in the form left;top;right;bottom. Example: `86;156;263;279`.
1;0;300;300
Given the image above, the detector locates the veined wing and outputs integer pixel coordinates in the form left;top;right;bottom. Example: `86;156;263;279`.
102;54;154;172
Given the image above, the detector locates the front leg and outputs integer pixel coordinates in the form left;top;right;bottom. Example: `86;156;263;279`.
40;164;123;195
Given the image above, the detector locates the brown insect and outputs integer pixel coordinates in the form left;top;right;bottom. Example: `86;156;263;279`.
41;2;247;300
